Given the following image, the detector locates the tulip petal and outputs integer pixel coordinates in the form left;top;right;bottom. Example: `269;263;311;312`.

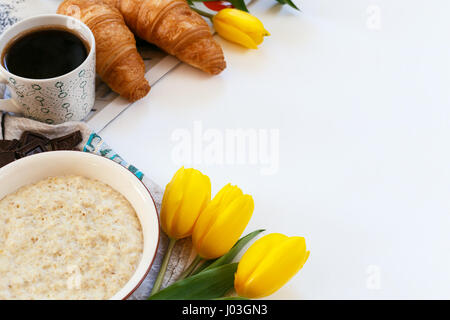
167;168;191;238
214;19;258;49
216;184;244;206
238;236;308;298
215;8;269;45
160;168;211;239
216;8;266;35
234;233;287;296
192;201;219;250
160;168;186;238
195;194;254;259
192;184;244;252
172;169;211;239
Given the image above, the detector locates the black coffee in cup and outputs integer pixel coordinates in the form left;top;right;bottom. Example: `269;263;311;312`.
1;26;89;79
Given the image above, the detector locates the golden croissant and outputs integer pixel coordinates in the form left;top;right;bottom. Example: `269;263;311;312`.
103;0;226;75
58;0;151;101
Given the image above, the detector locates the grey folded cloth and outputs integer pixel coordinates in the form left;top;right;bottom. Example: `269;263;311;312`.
0;113;196;300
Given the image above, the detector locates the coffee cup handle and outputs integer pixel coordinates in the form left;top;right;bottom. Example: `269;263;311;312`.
0;76;22;114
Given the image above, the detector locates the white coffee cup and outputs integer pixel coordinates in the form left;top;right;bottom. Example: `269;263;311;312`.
0;14;96;125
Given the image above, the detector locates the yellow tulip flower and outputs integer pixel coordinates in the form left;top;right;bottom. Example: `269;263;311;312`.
235;233;310;299
192;184;255;259
160;167;211;240
213;8;270;49
152;167;211;295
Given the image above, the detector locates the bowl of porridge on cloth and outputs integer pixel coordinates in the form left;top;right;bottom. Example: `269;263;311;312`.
0;151;160;300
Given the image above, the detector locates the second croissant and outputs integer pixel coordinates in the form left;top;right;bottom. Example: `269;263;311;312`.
104;0;227;75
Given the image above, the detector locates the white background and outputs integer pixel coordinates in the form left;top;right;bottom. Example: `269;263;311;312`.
100;0;450;299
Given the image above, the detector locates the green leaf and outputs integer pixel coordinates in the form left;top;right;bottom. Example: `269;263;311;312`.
186;0;194;5
192;259;214;275
285;0;299;10
229;0;249;12
275;0;299;10
197;229;265;274
149;263;238;300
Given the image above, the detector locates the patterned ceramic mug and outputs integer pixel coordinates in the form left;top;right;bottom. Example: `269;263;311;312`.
0;14;96;125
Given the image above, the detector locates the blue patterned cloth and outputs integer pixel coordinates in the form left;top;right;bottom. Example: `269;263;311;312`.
83;132;145;180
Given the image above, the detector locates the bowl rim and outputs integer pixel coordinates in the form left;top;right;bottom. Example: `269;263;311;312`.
122;175;160;300
0;151;161;300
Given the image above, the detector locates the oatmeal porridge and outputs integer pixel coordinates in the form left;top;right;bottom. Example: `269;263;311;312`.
0;175;143;300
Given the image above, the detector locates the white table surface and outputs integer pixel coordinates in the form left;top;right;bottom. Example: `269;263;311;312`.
100;0;450;299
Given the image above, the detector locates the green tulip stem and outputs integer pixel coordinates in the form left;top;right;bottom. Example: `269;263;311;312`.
189;6;215;21
178;255;204;280
150;238;177;296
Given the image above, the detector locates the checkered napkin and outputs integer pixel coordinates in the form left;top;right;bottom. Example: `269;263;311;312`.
0;112;196;300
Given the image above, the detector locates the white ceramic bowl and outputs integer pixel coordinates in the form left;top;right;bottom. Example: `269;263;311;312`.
0;151;160;300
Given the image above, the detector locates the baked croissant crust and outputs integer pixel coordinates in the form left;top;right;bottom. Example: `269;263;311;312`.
58;0;151;101
104;0;226;75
